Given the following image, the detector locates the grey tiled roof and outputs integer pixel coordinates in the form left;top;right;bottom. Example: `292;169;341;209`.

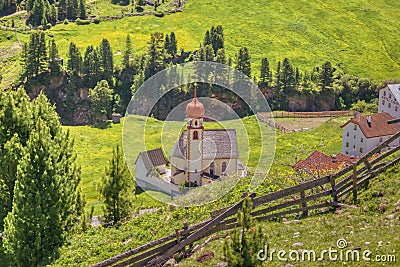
387;84;400;104
136;148;168;170
172;129;239;160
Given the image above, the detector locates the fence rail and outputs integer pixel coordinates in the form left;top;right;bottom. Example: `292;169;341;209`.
92;131;400;267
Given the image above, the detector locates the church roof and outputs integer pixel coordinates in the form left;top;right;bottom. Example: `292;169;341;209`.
341;112;400;138
136;148;168;170
172;129;239;159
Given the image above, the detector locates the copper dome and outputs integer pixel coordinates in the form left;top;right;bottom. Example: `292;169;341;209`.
186;84;205;118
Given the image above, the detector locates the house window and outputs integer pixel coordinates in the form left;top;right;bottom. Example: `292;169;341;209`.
346;132;349;137
361;138;363;142
382;100;385;105
354;135;356;139
384;91;386;96
379;137;383;142
346;151;349;155
346;142;349;147
396;106;398;112
353;145;356;149
193;131;198;140
222;162;227;173
210;162;215;175
389;93;392;99
360;147;363;153
389;103;391;108
354;125;357;130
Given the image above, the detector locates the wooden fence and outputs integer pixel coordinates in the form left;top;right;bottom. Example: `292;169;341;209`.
259;110;354;119
92;131;400;267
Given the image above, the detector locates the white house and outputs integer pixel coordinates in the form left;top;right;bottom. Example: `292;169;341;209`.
341;112;400;157
135;148;168;180
378;84;400;119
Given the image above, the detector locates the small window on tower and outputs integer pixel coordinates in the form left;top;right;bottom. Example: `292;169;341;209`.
222;162;227;173
346;142;349;147
194;120;198;126
193;131;199;140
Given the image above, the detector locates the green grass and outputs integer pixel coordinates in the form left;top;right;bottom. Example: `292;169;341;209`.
42;0;400;81
52;116;399;266
179;164;400;266
66;114;346;213
2;0;400;87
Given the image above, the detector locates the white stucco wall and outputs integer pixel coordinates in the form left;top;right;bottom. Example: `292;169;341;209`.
342;123;367;157
378;88;400;119
135;156;148;180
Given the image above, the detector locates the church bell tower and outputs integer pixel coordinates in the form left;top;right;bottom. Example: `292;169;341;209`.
185;84;205;186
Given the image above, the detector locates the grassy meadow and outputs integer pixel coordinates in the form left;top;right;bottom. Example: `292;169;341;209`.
65;115;346;214
1;0;400;88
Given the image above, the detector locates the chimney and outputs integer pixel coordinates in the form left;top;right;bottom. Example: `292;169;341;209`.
353;111;360;118
366;115;372;127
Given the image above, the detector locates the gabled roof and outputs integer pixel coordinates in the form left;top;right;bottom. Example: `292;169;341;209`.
341;112;400;138
294;150;356;174
136;148;168;170
172;129;239;160
382;84;400;104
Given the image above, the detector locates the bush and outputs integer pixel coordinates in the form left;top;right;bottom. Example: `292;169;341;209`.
46;23;52;29
154;11;164;17
64;19;69;24
93;18;101;24
76;19;91;25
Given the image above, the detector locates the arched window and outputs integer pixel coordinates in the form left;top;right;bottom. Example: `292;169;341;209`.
193;131;198;140
222;162;227;173
194;120;198;126
345;142;349;147
210;162;215;175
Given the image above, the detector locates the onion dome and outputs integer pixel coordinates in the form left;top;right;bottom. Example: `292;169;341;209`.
186;84;205;118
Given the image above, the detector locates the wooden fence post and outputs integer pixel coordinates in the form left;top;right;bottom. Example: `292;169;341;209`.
300;191;308;218
352;164;357;203
329;175;338;202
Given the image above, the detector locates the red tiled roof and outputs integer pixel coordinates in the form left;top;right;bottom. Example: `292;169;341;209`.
294;150;356;175
341;112;400;138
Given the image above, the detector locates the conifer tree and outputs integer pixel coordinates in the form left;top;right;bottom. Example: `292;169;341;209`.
235;47;251;78
67;42;82;75
79;0;86;19
223;197;264;267
99;38;114;82
259;57;271;88
123;34;133;69
98;145;133;225
48;39;61;74
1;92;84;266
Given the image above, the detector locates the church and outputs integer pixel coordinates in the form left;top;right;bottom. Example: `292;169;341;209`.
170;86;244;186
135;85;243;190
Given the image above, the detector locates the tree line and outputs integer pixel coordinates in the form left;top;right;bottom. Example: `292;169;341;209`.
20;25;380;125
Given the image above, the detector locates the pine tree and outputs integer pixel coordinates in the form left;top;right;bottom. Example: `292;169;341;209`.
223;197;264;267
98;145;133;225
235;47;251;78
83;45;101;88
67;42;82;75
99;38;114;82
123;34;133;69
318;61;335;90
259;57;271;88
48;39;60;74
1;92;84;266
23;32;48;78
79;0;86;19
145;32;165;79
203;30;211;46
280;58;296;94
168;31;177;56
215;48;226;64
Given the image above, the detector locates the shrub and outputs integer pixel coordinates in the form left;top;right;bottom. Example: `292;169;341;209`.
154;11;164;17
76;19;91;25
64;19;69;24
93;18;101;24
